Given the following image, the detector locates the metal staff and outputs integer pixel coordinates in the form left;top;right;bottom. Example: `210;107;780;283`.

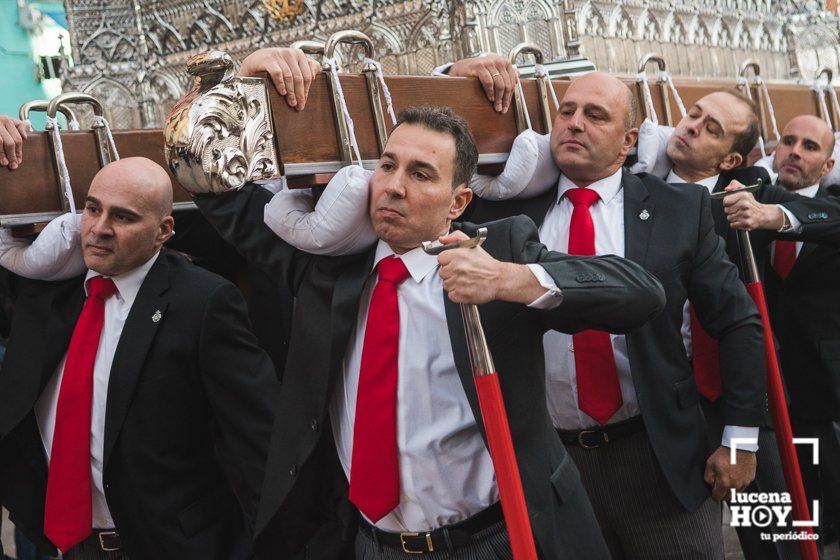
723;181;819;560
423;229;538;560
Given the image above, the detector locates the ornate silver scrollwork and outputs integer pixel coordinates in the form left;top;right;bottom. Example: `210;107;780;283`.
163;50;278;194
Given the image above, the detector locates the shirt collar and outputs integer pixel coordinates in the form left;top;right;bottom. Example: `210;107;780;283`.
372;240;438;283
85;250;161;308
667;170;720;192
795;183;821;198
557;168;623;204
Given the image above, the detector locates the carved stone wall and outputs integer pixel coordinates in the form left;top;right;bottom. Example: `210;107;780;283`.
60;0;840;129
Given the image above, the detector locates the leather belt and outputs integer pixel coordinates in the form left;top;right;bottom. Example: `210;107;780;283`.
359;501;503;554
557;415;645;449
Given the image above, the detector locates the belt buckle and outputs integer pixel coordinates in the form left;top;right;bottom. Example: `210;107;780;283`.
578;428;606;449
399;531;434;554
98;531;119;552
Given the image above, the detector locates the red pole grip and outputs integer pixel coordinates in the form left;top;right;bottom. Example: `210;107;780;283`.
474;373;539;560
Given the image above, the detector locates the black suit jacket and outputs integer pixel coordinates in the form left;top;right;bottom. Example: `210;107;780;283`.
765;184;840;421
711;167;840;280
194;184;666;559
467;170;767;512
0;251;279;559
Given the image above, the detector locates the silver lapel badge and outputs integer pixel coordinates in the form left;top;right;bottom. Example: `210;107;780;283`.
639;209;651;221
152;310;162;323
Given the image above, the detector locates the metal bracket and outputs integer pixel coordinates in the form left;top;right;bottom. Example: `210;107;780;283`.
47;93;114;166
19;100;80;131
509;43;553;133
637;53;672;126
814;66;838;131
324;31;390;158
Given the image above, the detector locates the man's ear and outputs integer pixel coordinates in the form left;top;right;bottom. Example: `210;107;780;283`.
718;151;744;172
623;127;640;152
822;157;835;178
158;215;175;245
449;185;473;220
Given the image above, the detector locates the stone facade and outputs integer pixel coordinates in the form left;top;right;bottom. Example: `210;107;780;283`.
59;0;840;128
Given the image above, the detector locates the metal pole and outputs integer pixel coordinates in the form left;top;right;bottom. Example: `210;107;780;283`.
423;229;538;560
732;201;819;560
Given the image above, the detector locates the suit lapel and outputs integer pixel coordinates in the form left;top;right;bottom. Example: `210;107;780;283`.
103;255;170;468
622;171;655;266
0;279;84;436
712;174;727;194
329;250;376;379
443;295;486;440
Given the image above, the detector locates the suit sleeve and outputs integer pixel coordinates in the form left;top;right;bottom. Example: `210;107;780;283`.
499;215;667;334
193;184;312;295
759;181;840;244
689;189;767;427
198;281;279;528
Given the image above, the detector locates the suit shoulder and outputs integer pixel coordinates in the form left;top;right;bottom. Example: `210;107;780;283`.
634;171;707;204
161;250;233;295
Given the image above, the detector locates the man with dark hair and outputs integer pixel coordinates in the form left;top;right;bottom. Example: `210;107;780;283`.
765;114;840;555
665;92;840;560
194;104;666;559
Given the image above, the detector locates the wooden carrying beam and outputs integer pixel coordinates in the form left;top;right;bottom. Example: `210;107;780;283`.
2;50;839;225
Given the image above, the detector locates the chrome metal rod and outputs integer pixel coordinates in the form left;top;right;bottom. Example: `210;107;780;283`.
708;182;761;200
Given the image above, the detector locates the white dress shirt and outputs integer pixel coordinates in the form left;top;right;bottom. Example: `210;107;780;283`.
771;183;820;261
35;252;160;529
540;170;640;429
544;170;756;448
329;239;560;532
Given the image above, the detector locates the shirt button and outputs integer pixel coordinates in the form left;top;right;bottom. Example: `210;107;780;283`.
289;464;297;477
310;419;319;431
568;343;574;352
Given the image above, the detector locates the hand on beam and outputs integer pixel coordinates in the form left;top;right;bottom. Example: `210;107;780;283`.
448;55;519;115
0;115;28;170
238;47;322;111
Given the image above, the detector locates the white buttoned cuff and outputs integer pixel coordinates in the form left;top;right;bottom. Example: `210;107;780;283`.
526;264;564;309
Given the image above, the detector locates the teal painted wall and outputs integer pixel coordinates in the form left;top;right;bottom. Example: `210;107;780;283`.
0;0;48;122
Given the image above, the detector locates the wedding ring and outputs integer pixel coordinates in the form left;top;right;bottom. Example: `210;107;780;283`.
491;72;502;78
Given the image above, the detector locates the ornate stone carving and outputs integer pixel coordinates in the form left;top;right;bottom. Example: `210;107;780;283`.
61;0;840;129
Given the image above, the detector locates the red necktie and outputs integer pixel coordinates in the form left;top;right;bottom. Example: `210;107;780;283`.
773;240;797;280
565;188;623;425
689;305;723;402
44;276;117;553
349;256;410;522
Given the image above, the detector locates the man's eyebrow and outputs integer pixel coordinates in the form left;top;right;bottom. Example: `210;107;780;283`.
408;160;439;176
692;102;724;132
84;196;142;219
559;100;611;116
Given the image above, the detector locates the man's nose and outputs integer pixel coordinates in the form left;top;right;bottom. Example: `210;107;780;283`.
383;172;406;197
567;110;584;131
90;215;113;236
685;119;700;136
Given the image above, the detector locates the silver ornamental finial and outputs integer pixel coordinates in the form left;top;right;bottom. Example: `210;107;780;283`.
163;51;279;195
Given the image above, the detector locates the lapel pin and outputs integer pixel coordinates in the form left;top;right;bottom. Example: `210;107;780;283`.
639;209;651;221
152;310;162;323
